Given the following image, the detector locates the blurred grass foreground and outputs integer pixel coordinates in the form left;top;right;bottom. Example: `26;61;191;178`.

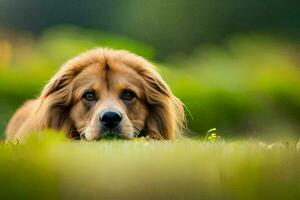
0;133;299;200
1;26;300;199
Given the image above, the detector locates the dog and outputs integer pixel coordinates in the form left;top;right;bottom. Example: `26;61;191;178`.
5;48;185;141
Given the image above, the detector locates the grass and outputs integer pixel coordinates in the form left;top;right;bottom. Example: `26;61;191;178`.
0;132;299;200
1;29;300;199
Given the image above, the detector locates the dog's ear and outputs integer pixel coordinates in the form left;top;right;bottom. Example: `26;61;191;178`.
141;69;185;139
41;67;82;104
35;66;83;138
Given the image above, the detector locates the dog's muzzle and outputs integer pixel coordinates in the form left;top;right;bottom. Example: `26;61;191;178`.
99;109;122;130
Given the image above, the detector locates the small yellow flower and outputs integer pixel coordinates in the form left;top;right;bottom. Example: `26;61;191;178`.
205;128;220;142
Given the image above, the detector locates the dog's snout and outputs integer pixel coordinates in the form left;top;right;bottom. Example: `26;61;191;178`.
100;111;122;129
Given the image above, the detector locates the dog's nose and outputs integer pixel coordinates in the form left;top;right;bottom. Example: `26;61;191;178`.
100;111;122;129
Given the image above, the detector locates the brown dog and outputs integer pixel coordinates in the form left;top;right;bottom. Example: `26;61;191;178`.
6;48;185;141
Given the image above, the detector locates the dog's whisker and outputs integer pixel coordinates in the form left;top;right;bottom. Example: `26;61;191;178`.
76;126;90;140
142;128;164;140
132;126;142;137
77;127;86;132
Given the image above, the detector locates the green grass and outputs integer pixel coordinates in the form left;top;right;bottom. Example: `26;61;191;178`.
1;132;299;200
1;29;300;199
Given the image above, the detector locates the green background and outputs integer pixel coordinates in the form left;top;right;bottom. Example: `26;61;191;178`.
1;0;300;139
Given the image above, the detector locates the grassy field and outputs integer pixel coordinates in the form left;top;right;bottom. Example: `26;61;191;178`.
0;132;299;200
1;27;300;199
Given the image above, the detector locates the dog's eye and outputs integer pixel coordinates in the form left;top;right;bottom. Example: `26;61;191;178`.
82;91;97;101
121;90;136;101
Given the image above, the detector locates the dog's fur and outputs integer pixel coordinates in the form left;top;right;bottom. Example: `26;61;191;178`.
6;48;185;141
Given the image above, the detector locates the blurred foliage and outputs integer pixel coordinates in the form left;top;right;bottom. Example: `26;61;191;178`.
0;133;299;199
161;34;300;138
1;26;300;139
0;0;300;57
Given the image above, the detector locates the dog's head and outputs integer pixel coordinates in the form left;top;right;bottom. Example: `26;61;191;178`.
38;49;185;140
